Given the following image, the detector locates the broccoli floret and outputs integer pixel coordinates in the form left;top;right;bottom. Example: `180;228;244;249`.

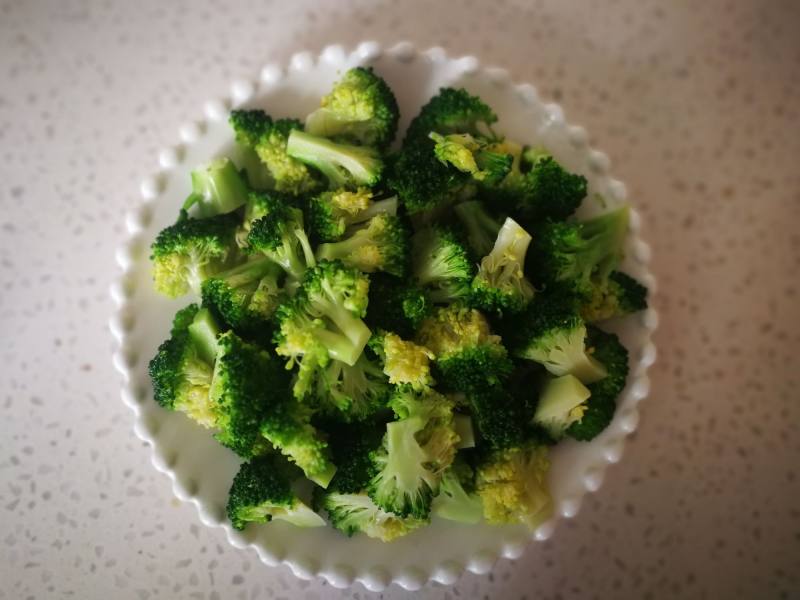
470;217;535;316
432;458;483;524
429;132;512;184
148;305;222;427
313;353;390;422
235;190;296;248
316;214;409;276
363;273;432;339
416;305;513;392
411;227;474;304
226;455;324;530
209;330;288;458
581;271;648;322
182;157;249;217
150;211;240;298
247;202;315;282
491;147;587;222
367;387;459;518
475;442;552;528
286;130;383;188
532;374;592;439
371;331;435;391
404;87;498;144
566;327;629;441
201;257;283;335
453;200;503;259
388;138;472;215
529;207;629;299
305;66;400;149
229;110;319;195
466;386;528;451
318;491;427;541
324;419;385;493
308;187;398;242
236;146;274;191
273;260;371;396
505;289;607;383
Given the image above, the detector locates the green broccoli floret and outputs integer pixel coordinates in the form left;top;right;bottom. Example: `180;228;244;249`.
313;353;390;422
201;257;283;335
229;110;319;195
429;133;512;185
308;187;398;242
529;207;629;299
305;66;400;149
370;331;435;391
504;289;607;383
316;214;409;276
453;200;503;259
318;491;427;541
470;217;535;316
235;190;296;248
182;157;250;217
286;130;384;188
532;374;592;439
368;387;459;518
411;227;474;304
475;442;552;528
324;419;385;493
364;273;432;339
148;305;222;428
432;457;483;524
466;386;528;451
247;202;315;282
566;326;629;441
150;211;240;298
226;455;324;530
273;260;372;401
491;146;587;222
416;305;513;392
209;330;288;458
581;271;648;322
404;87;498;144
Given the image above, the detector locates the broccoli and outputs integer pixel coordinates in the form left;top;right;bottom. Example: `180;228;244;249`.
182;157;250;217
416;305;513;392
453;413;476;449
490;146;587;222
411;226;474;304
316;214;409;276
209;330;287;458
305;66;400;149
150;211;240;298
368;387;459;518
286;130;384;188
475;442;552;528
313;353;390;422
273;259;372;403
429;132;512;184
324;419;385;493
235;190;296;248
532;374;592;439
229;110;319;195
453;200;503;259
308;187;398;242
370;331;435;391
363;273;432;339
529;207;629;299
236;146;274;191
470;217;535;316
466;386;528;451
505;289;607;383
148;304;221;428
404;87;498;144
319;491;427;541
581;270;648;322
247;202;315;282
431;458;483;524
226;455;324;530
201;257;283;335
566;326;629;441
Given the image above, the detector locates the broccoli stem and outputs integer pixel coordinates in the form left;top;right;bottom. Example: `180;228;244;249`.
454;201;501;257
215;257;278;290
357;196;398;223
187;308;220;364
316;233;368;263
286;130;379;187
183;158;249;217
482;218;532;286
313;300;371;366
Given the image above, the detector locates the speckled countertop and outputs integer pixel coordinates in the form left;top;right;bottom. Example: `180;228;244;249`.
1;0;799;598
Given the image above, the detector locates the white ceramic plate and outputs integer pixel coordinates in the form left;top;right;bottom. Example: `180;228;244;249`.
110;41;658;592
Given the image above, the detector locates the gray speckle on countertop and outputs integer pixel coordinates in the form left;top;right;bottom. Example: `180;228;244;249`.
1;0;799;598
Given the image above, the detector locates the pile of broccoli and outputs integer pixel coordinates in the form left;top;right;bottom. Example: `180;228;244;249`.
148;66;648;541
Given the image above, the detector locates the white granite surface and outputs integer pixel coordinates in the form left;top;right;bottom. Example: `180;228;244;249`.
1;0;799;598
